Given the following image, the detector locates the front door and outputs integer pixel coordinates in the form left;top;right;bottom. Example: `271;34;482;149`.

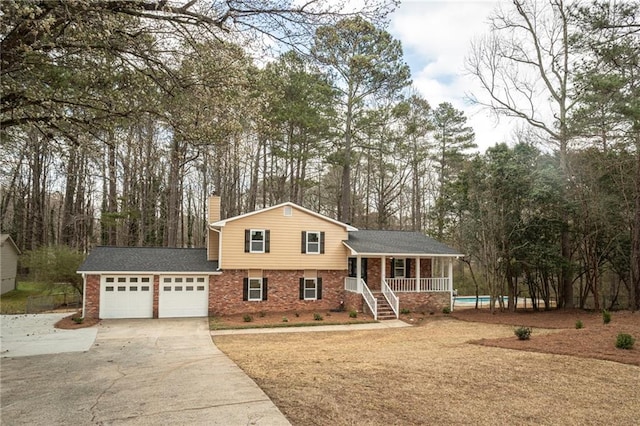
348;257;368;283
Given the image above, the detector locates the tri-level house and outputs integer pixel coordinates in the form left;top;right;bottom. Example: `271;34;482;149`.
79;196;462;320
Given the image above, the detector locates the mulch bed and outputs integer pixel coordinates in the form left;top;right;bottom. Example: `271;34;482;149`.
54;311;101;329
452;308;640;366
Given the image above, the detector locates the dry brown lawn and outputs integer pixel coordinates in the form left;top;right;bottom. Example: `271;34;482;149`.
214;310;640;426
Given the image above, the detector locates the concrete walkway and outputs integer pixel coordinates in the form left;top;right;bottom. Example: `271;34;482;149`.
0;313;97;357
1;317;290;425
211;319;410;336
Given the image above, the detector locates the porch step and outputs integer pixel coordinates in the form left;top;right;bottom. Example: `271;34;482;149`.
373;292;397;320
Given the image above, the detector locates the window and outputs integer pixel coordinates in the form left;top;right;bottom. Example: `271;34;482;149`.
248;278;262;301
301;231;324;254
141;277;150;283
249;229;265;253
106;277;114;283
306;232;320;254
284;206;292;216
197;285;205;291
175;286;183;291
129;277;138;283
186;286;194;291
186;277;194;283
141;286;150;291
304;279;317;300
130;286;138;291
106;286;114;292
118;286;126;291
163;277;171;283
118;277;126;283
393;258;406;278
243;277;267;301
197;277;205;283
175;277;183;283
299;277;323;300
164;286;171;291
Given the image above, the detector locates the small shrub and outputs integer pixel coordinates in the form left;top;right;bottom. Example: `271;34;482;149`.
442;306;451;314
514;326;532;340
72;316;84;324
259;311;266;318
615;333;635;350
575;319;583;329
400;308;411;315
282;317;288;323
349;310;358;319
602;310;611;324
294;312;300;318
243;314;253;323
313;313;323;321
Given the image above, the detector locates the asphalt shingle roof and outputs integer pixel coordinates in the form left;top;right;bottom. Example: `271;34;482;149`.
345;230;462;256
77;247;218;273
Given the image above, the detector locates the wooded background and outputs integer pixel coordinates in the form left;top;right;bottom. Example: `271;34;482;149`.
1;1;638;310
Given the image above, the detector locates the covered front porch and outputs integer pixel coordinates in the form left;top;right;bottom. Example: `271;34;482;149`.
342;230;462;320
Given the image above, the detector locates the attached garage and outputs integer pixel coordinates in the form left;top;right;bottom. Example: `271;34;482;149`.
100;276;153;319
159;276;208;318
78;247;219;320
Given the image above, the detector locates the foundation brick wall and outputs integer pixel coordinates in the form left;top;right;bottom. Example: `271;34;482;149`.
399;292;451;313
209;269;348;316
343;291;364;313
84;274;100;319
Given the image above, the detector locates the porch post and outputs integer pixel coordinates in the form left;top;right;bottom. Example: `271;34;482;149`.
381;255;386;287
415;257;420;292
356;255;362;293
448;257;454;312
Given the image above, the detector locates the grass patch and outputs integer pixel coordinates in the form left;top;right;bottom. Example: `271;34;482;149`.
0;281;78;314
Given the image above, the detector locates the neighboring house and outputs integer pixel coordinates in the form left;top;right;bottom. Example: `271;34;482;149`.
1;234;21;295
78;197;462;319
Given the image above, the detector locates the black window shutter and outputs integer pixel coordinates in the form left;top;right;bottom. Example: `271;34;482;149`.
262;278;268;301
265;230;270;252
317;278;323;300
244;230;250;252
301;231;306;253
242;278;248;301
390;258;395;278
406;259;411;278
320;232;325;254
299;278;304;300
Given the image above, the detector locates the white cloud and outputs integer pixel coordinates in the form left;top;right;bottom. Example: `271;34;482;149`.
390;0;516;151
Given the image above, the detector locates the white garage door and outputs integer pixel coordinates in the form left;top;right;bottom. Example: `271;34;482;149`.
159;276;208;318
100;276;153;319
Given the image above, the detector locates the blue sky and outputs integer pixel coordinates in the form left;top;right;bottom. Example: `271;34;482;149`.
389;0;515;151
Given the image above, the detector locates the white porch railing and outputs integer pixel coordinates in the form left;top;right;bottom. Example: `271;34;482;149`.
344;277;359;293
381;279;399;318
361;280;377;320
387;277;450;292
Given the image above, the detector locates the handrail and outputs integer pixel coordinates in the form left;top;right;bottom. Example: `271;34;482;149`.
381;279;399;318
361;279;377;320
344;277;359;293
387;277;450;292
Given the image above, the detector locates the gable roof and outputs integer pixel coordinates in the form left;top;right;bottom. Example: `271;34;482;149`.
210;202;358;231
344;230;463;257
1;234;21;254
77;247;219;273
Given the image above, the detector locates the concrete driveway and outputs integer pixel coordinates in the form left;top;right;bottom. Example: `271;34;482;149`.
0;318;290;425
1;313;97;357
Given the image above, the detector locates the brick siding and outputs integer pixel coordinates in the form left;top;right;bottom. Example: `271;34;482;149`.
399;292;451;313
209;269;348;316
84;274;100;319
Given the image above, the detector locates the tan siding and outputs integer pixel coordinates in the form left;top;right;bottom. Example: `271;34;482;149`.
220;205;349;270
207;229;219;261
208;196;221;223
